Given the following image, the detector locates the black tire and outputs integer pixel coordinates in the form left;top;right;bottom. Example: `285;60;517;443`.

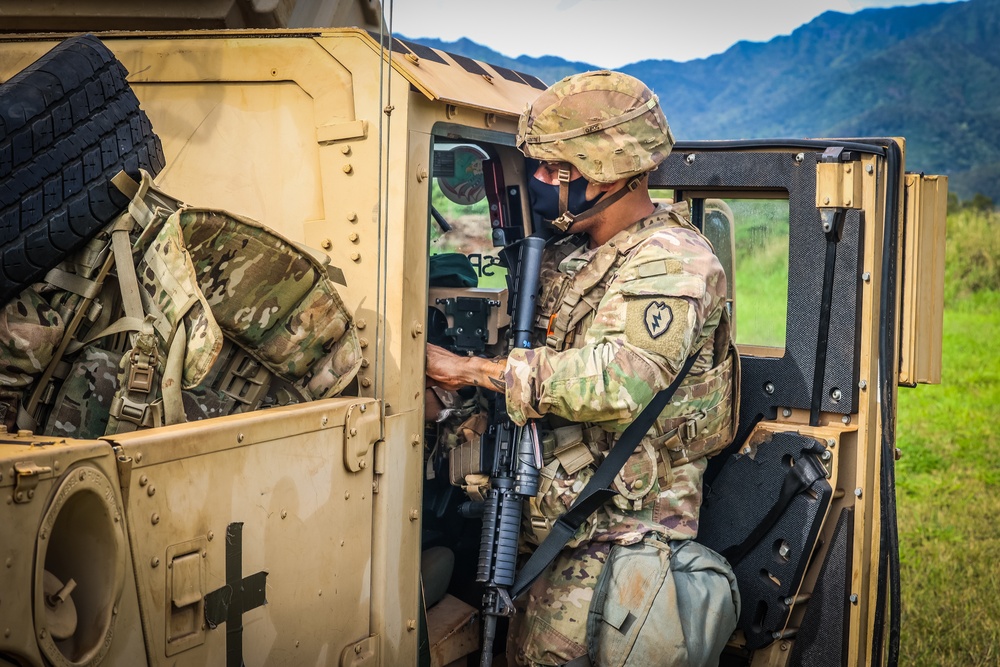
0;34;165;305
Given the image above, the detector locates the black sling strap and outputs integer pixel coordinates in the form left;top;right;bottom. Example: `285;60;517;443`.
510;352;700;600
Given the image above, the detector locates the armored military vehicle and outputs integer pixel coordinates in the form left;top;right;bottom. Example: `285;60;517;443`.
0;1;947;665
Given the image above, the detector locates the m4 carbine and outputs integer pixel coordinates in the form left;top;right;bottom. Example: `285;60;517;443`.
473;235;545;666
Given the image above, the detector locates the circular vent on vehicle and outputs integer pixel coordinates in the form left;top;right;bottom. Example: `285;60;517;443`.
33;465;126;667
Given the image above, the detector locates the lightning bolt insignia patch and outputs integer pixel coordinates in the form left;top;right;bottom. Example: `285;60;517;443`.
644;301;673;338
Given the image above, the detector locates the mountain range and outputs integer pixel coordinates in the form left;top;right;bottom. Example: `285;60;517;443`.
403;0;1000;204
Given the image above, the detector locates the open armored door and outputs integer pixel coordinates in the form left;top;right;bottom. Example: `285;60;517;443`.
649;139;943;667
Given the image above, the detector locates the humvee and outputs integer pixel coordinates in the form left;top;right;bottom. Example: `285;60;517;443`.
0;1;947;665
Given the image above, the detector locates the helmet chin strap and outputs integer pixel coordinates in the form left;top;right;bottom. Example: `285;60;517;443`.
550;165;647;233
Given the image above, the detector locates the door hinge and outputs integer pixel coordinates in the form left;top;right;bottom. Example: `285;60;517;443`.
344;400;381;473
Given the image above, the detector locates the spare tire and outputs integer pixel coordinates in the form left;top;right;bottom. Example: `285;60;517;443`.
0;34;164;305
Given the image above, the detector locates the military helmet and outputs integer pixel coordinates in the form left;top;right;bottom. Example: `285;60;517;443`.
516;70;674;184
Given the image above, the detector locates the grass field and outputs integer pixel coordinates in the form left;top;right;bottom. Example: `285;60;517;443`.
895;208;1000;666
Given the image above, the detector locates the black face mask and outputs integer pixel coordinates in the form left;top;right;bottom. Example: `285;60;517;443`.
526;160;601;238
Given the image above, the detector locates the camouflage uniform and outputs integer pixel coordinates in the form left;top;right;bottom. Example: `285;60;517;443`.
503;70;740;666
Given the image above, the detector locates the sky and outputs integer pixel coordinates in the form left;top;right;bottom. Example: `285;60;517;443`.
389;0;964;69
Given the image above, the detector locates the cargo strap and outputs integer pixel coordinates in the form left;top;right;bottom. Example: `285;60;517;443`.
510;351;699;600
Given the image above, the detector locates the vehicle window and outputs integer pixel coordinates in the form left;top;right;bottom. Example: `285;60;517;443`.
726;197;790;348
429;143;507;289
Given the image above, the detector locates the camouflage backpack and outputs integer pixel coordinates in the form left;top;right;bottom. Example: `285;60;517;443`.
4;170;361;438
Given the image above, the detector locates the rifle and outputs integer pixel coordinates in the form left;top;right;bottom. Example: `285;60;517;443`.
473;234;546;666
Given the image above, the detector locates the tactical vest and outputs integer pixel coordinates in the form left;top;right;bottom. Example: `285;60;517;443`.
525;206;740;540
7;170;361;439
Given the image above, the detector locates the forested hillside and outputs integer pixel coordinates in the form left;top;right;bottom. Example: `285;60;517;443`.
405;0;999;203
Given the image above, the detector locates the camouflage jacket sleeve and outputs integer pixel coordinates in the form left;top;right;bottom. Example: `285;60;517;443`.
504;226;727;427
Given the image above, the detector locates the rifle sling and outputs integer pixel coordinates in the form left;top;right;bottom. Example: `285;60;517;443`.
511;351;700;600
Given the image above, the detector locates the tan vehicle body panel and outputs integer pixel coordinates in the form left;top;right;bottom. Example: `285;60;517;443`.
0;17;946;667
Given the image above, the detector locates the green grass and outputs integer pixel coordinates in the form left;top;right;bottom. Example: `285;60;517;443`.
895;207;1000;665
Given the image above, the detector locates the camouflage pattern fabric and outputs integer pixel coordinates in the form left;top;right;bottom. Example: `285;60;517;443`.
505;204;738;662
516;70;674;184
179;209;362;399
46;346;122;439
0;287;65;390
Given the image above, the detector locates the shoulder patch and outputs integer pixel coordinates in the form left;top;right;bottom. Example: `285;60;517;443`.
644;301;673;338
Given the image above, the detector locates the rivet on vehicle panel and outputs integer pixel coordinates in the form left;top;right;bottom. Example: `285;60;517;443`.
359;460;368;469
52;460;59;471
350;428;358;437
295;640;301;648
417;168;428;182
208;531;214;541
780;642;789;651
782;408;792;418
341;145;352;156
14;491;22;502
3;629;9;638
151;513;160;525
281;510;287;519
411;435;420;448
356;319;366;330
345;492;351;500
823;197;831;205
685;154;695;165
139;475;148;487
321;239;332;250
361;378;372;388
147;485;156;497
351;252;361;262
39;629;47;640
845;166;852;174
39;531;46;540
27;490;34;499
866;164;874;174
741;446;751;455
830;388;842;402
854;488;863;498
355;644;363;654
827;438;836;448
342;164;353;174
842;415;851;424
318;590;322;597
79;470;86;481
5;557;12;568
895;448;903;461
764;382;775;395
822;450;832;461
237;433;245;443
359;338;368;349
113;605;118;616
845;199;852;206
151;557;160;568
361;359;369;368
862;272;871;282
341;540;346;546
360;404;367;413
322;416;329;426
349;233;359;242
347;212;358;222
270;68;277;77
407;619;417;631
409;509;419;521
850;594;859;604
795;153;804;163
412;322;424;337
135;452;143;462
202;550;207;558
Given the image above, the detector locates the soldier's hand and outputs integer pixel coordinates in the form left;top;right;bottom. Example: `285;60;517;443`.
426;343;507;394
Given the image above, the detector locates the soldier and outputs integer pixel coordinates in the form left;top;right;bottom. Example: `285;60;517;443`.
426;70;740;666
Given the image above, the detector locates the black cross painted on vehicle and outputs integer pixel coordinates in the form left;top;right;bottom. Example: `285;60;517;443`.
204;522;268;667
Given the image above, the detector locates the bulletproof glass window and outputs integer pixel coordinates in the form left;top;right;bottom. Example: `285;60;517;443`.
725;197;790;349
429;143;507;289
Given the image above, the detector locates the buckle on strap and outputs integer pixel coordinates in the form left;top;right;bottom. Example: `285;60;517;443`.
110;395;162;428
680;410;709;443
